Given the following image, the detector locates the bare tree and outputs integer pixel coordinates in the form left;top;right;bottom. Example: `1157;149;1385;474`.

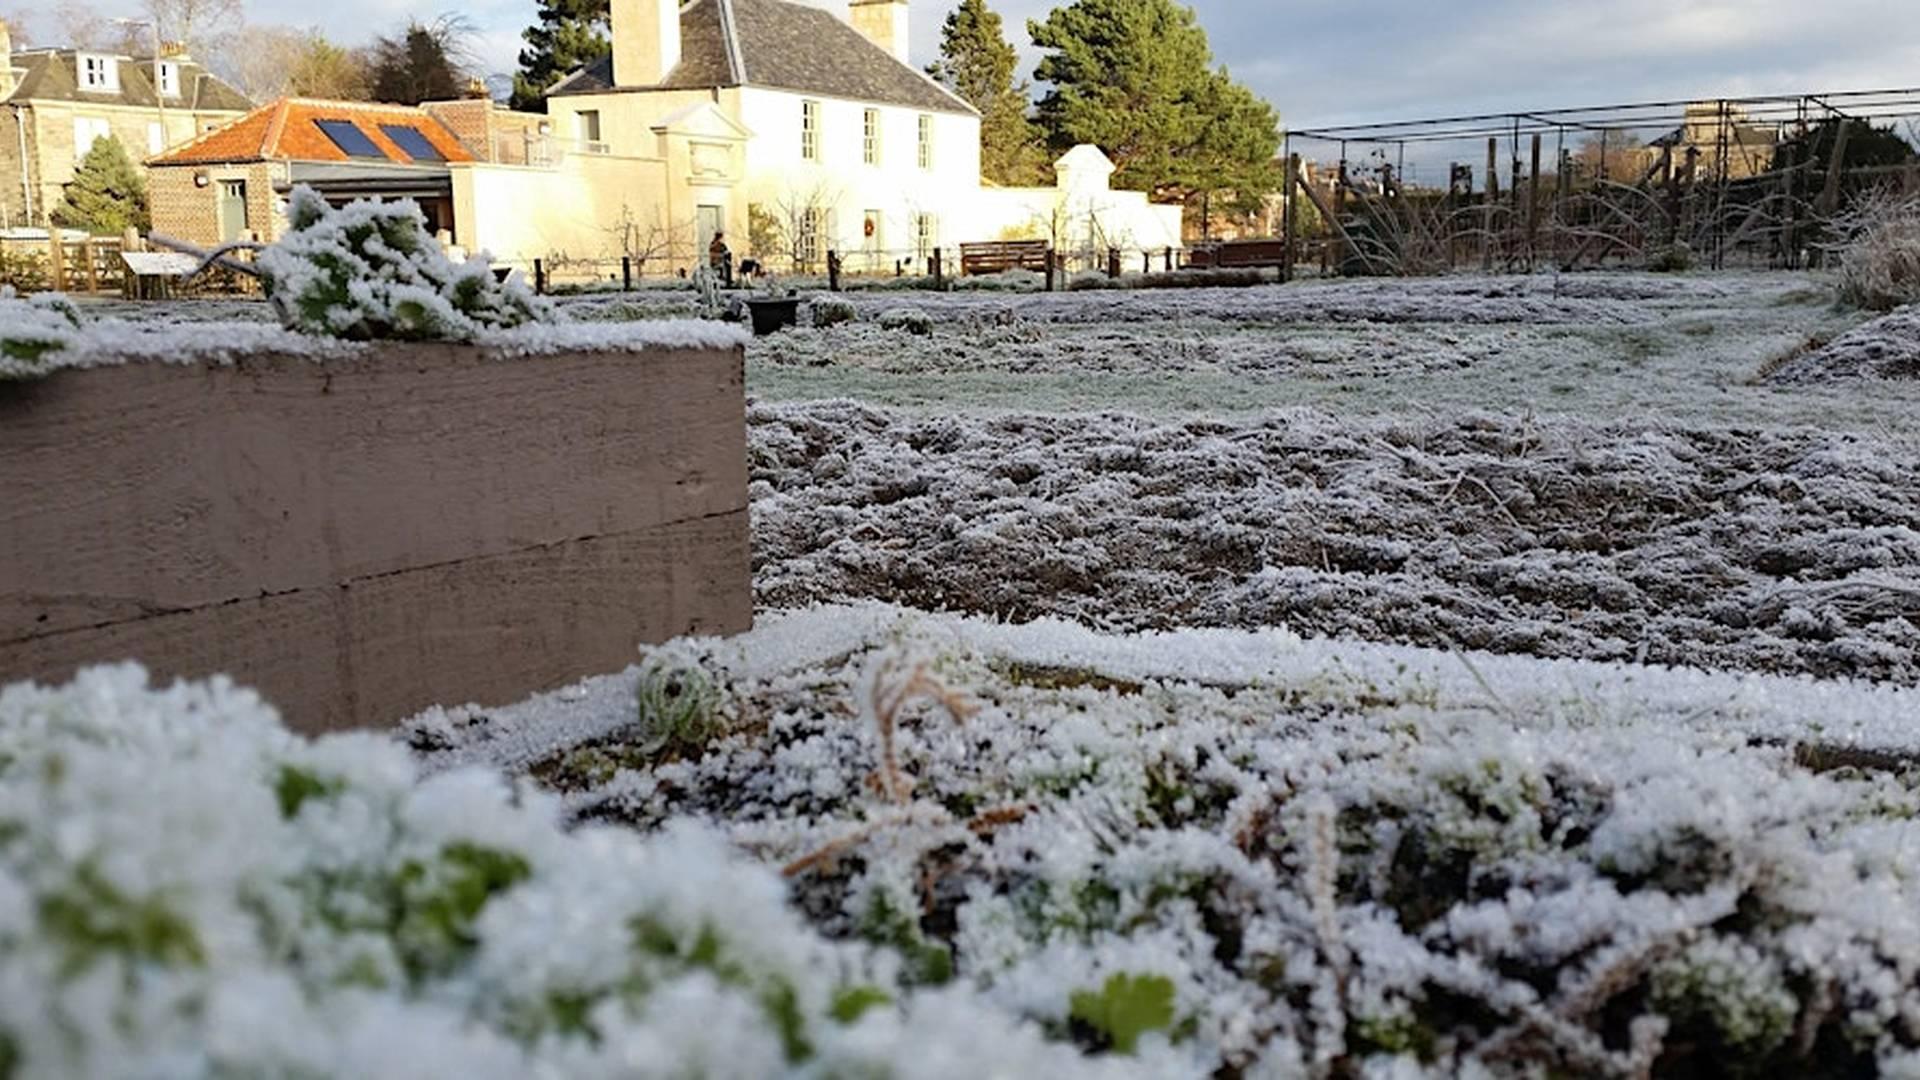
219;25;369;103
144;0;241;55
55;0;144;53
0;12;34;46
605;203;682;278
773;178;840;274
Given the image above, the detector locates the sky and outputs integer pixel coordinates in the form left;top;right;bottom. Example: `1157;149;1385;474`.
14;0;1920;147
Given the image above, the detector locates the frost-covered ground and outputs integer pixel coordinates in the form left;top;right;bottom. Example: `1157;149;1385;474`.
21;270;1920;1077
749;401;1920;682
396;604;1920;1077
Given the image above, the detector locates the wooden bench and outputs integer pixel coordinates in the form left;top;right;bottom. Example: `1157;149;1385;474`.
960;240;1051;276
1186;239;1289;270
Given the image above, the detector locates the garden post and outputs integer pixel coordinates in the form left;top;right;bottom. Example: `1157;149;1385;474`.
622;256;632;291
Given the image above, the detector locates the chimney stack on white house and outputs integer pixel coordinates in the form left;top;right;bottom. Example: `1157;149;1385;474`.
611;0;681;87
848;0;910;65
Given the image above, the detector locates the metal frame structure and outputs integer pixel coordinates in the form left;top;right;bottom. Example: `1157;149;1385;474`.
1277;87;1920;278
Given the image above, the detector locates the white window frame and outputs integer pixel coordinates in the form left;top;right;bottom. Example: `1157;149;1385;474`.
915;212;936;262
156;61;180;98
78;54;119;92
801;99;820;162
862;108;879;166
73;116;113;156
917;114;933;170
575;110;605;154
797;206;824;268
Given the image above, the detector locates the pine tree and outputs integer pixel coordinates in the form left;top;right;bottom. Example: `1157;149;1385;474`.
369;19;464;106
51;135;149;235
511;0;609;113
927;0;1047;186
1028;0;1279;210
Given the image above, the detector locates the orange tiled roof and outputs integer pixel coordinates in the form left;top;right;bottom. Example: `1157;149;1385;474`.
151;98;477;166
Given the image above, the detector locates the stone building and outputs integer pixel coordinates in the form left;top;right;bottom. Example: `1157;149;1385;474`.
0;22;250;228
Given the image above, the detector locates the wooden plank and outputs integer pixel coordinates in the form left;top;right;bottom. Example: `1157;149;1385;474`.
0;344;747;640
0;512;750;734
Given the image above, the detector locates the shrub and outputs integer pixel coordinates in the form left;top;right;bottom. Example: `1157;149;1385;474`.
0;287;81;375
634;644;731;753
878;307;933;336
256;186;549;341
1834;191;1920;311
811;297;858;328
1645;241;1696;273
0;245;49;292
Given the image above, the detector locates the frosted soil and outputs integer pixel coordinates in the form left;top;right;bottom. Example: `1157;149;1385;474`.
749;401;1920;683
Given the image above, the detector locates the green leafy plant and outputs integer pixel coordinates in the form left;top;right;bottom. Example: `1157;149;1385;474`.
256;186;549;341
634;647;729;754
1067;973;1178;1054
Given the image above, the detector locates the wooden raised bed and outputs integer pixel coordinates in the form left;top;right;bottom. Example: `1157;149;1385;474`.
0;338;750;733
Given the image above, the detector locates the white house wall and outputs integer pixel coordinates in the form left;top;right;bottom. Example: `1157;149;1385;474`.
453;152;675;271
735;87;980;267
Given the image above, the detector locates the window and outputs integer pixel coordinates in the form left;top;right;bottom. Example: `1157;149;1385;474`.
917;114;933;170
217;180;250;243
78;54;118;92
313;119;386;159
72;116;112;155
379;124;445;162
862;108;879;165
797;207;824;270
801;99;819;162
156;61;180;98
147;121;164;155
914;212;936;262
576;110;604;152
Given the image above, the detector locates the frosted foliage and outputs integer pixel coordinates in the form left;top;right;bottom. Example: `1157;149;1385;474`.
0;664;1149;1080
1835;192;1920;312
0;287;82;376
256;186;552;342
749;400;1920;682
414;605;1920;1077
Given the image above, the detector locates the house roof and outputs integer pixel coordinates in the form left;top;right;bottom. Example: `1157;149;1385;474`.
551;0;974;116
4;48;251;112
150;98;477;167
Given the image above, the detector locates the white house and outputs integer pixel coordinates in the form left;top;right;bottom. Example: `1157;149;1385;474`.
451;0;1181;276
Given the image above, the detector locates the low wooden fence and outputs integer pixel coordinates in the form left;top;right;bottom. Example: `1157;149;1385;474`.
0;339;751;733
0;233;125;294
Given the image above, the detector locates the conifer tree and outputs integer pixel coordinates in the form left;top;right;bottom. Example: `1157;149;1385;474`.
51;135;149;235
927;0;1048;186
511;0;609;113
1028;0;1280;209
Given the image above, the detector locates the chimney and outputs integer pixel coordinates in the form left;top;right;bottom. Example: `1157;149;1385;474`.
0;19;14;101
611;0;681;88
848;0;909;65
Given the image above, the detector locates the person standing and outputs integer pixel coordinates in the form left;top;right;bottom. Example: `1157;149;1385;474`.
709;232;734;287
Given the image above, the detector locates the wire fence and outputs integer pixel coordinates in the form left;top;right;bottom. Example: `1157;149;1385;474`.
1280;87;1920;277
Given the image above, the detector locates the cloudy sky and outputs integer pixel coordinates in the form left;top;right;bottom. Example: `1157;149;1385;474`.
17;0;1920;135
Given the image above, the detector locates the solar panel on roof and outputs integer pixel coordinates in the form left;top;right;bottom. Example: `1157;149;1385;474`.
379;124;445;163
313;119;386;160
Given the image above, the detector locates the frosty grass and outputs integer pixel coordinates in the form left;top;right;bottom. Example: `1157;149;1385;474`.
8;269;1920;1076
